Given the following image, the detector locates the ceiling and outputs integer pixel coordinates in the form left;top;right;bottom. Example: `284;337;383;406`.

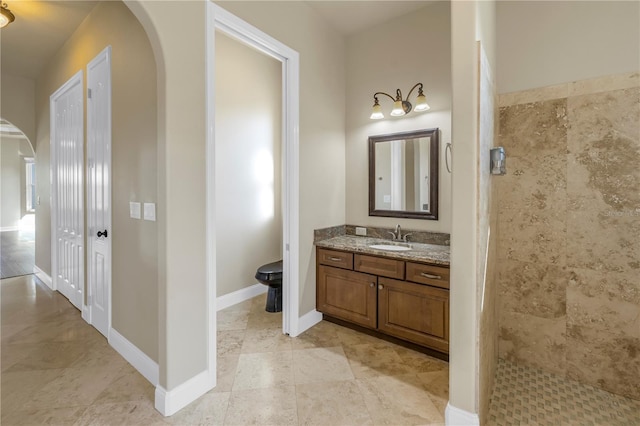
0;1;432;82
1;1;98;80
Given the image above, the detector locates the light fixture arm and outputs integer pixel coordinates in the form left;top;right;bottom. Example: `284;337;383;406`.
373;91;396;103
405;83;424;100
370;83;429;119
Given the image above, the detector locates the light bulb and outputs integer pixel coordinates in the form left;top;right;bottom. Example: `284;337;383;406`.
390;100;405;116
370;103;384;120
414;93;430;111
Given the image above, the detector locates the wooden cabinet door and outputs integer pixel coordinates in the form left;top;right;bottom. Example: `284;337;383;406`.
317;265;377;329
377;277;449;353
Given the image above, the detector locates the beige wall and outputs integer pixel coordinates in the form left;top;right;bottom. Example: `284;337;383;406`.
215;1;347;316
497;1;640;94
0;74;36;145
215;32;282;297
34;1;159;361
497;72;640;401
345;1;452;233
1;138;23;229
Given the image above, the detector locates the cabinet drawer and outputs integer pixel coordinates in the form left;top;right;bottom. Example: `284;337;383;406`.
354;254;404;279
317;248;354;270
406;262;450;289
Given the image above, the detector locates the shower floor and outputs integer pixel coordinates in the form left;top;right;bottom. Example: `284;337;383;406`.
487;358;640;426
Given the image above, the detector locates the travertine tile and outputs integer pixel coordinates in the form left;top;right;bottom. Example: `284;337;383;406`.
499;311;566;376
498;98;568;158
214;355;239;392
74;400;169;426
419;369;450;416
224;386;298;426
292;346;354;384
357;374;445;425
291;320;340;349
233;351;294;390
344;342;414;379
568;71;640;97
566;325;640;400
217;308;250;331
295;380;373;426
394;346;449;374
166;391;230;425
5;340;89;372
1;406;87;426
498;83;569;107
567;268;640;338
240;327;291;353
499;260;568;318
217;330;245;357
92;363;155;404
0;368;65;413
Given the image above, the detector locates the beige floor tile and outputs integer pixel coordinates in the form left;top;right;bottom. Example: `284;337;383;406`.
394;346;449;374
69;339;128;370
241;327;291;353
214;355;239;392
217;308;251;331
73;400;169;426
0;368;65;413
291;321;341;350
166;391;230;425
245;308;283;330
92;364;155;404
233;351;294;390
419;369;450;415
296;380;373;426
1;405;88;425
357;374;445;425
224;386;298;426
5;340;88;372
218;330;245;357
344;342;414;379
292;346;354;384
24;366;120;409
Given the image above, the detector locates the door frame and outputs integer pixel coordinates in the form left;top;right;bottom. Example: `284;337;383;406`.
84;46;113;335
206;2;301;380
50;69;84;309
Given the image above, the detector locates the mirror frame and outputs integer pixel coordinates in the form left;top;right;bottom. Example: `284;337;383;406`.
368;128;439;220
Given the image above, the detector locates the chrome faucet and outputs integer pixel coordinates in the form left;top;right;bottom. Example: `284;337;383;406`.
388;224;411;242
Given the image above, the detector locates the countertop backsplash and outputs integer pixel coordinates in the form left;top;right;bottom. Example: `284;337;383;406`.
314;224;450;246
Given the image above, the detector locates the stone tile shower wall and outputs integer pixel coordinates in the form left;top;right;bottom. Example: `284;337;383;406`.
496;72;640;400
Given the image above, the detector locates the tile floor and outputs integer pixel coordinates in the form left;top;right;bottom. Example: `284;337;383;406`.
0;230;35;279
487;358;640;426
1;274;449;425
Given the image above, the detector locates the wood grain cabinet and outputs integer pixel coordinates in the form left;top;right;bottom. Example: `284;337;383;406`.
316;247;450;354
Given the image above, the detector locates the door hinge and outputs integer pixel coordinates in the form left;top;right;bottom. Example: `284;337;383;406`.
87;88;92;99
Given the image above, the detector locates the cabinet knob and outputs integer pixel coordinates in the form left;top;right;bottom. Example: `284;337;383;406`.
378;284;384;290
370;282;375;288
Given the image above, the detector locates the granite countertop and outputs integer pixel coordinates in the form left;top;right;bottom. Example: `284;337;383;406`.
315;235;450;267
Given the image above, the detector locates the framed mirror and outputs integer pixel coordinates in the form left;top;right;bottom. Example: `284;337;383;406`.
369;128;439;220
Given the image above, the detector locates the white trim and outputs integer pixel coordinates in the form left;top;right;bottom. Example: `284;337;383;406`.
109;327;159;386
290;309;322;337
33;265;53;290
0;226;19;232
217;283;267;312
154;370;214;417
445;402;480;426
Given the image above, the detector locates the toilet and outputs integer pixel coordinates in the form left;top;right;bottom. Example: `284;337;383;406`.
255;260;283;313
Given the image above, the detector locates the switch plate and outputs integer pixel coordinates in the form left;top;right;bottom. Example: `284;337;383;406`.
130;202;141;219
355;227;367;236
143;203;156;221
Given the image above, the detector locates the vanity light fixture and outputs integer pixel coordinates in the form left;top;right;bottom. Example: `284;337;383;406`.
0;2;15;28
370;83;430;119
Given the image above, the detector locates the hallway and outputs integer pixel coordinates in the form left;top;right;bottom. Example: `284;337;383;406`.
0;228;35;279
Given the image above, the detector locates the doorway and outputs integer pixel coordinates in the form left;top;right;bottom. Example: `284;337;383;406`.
207;3;301;380
0;119;36;279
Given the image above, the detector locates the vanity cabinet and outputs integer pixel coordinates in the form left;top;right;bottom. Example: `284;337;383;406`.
316;247;450;354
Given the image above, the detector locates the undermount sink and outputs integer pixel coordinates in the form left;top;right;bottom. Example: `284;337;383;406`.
368;244;412;252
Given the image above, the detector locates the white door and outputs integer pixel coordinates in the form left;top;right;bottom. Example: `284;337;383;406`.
50;71;84;310
86;46;112;338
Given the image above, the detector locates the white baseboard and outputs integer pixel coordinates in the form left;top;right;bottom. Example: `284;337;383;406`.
33;265;53;290
290;309;322;337
109;327;159;386
155;369;215;416
216;283;267;311
445;402;480;426
0;226;19;232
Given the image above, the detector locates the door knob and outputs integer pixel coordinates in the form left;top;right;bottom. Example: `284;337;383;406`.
97;230;108;238
369;282;375;288
378;284;384;290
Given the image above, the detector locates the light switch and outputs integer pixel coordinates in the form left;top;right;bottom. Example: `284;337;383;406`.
143;203;156;221
130;202;141;219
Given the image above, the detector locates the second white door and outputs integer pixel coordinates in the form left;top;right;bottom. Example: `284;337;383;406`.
86;47;112;338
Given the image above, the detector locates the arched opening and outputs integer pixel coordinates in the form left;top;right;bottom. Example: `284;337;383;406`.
0;118;36;279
